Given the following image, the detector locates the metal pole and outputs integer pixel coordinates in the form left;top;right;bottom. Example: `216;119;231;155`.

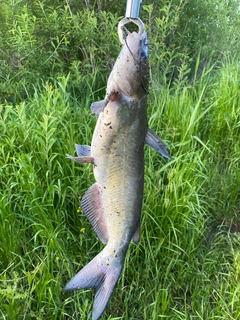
125;0;142;19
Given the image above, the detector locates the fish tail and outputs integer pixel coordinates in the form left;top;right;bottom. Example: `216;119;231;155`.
63;246;124;320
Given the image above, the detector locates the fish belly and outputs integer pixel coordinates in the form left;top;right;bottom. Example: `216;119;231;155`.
91;96;147;243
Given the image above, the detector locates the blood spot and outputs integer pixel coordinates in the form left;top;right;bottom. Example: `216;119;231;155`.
109;92;118;102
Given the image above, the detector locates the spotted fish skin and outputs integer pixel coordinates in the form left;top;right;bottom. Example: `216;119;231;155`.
64;31;170;320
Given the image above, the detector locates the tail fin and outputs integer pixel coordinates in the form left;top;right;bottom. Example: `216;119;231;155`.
64;247;124;320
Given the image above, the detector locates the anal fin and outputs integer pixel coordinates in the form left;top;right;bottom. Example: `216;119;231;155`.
80;183;109;244
145;128;171;160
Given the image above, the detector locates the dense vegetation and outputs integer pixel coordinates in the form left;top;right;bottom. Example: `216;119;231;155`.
0;0;239;319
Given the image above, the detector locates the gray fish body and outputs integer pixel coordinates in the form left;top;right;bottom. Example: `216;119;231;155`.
64;31;170;320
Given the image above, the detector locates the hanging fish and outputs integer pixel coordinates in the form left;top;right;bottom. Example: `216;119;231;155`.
64;29;170;320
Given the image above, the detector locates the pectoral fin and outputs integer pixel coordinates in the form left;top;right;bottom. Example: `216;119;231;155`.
91;100;106;115
80;183;109;244
91;92;119;115
145;128;171;160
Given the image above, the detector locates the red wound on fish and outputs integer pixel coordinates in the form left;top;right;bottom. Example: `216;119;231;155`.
109;92;118;102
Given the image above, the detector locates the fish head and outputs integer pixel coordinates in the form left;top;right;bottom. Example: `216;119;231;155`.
127;31;148;62
107;31;149;99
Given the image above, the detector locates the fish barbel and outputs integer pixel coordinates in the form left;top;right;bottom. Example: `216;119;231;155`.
64;30;170;320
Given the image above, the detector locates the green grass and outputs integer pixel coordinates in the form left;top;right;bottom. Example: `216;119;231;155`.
0;59;240;320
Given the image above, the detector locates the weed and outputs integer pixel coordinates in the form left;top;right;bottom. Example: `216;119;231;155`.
0;2;240;319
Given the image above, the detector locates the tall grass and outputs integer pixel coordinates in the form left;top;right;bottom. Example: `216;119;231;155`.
0;55;239;319
1;1;239;318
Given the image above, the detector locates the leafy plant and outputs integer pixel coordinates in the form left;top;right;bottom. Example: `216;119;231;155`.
0;1;240;319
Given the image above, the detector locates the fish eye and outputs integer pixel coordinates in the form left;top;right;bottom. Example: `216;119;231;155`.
140;38;148;60
140;47;148;60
